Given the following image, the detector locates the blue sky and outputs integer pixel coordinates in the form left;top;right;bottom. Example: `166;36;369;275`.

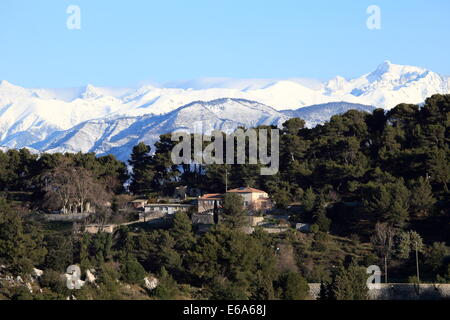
1;0;449;88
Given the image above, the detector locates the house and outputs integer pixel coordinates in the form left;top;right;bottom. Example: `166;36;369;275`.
140;203;196;225
197;187;273;214
130;199;148;209
296;223;311;233
197;193;224;214
144;203;194;215
227;187;273;213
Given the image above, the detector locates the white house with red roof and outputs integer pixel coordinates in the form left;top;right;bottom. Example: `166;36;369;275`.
197;187;272;214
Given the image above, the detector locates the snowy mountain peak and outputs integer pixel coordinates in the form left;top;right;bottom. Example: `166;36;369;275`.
322;61;448;109
375;60;393;71
0;80;24;90
32;98;290;159
1;61;449;158
367;61;429;84
0;80;32;98
0;80;12;87
259;80;320;94
324;76;347;94
368;60;395;79
81;84;105;100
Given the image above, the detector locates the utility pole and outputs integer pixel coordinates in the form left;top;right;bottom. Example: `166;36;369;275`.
415;241;420;284
225;168;228;193
384;255;388;284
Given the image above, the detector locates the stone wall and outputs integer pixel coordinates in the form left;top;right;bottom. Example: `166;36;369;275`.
262;227;289;234
43;213;90;222
85;224;116;234
309;283;450;300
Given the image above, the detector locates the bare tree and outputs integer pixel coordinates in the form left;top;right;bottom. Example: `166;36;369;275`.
371;222;396;283
72;168;100;213
43;165;75;213
43;164;111;215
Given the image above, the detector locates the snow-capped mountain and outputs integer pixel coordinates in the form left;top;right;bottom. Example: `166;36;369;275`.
31;98;289;161
281;102;376;128
0;61;448;159
322;61;449;109
0;81;127;148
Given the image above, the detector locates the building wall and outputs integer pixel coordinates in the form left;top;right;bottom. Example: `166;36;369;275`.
198;200;220;213
85;225;115;234
198;190;272;214
308;283;450;300
240;193;253;206
145;205;192;215
44;213;90;222
236;192;271;212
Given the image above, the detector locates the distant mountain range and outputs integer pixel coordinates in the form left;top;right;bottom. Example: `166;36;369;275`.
0;61;448;160
281;102;376;128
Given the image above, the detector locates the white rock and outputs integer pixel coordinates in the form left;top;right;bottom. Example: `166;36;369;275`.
64;274;85;289
86;269;96;283
25;282;33;293
144;276;159;290
32;268;44;278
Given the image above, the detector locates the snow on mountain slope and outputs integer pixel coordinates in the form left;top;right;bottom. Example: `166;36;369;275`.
244;80;331;110
108;80;326;117
0;82;129;147
0;61;449;157
115;86;245;116
323;61;449;109
281;102;375;128
31;99;377;161
163;77;324;91
33;98;289;161
31;85;132;102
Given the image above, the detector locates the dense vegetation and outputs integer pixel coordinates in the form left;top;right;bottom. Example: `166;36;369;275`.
0;94;449;300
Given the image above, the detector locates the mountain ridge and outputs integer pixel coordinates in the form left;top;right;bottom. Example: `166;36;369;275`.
0;62;448;159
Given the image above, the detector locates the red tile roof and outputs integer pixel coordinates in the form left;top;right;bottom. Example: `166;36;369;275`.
199;187;268;200
227;187;267;194
199;193;224;200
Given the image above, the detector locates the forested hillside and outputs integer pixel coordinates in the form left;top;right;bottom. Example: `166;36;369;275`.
0;94;449;300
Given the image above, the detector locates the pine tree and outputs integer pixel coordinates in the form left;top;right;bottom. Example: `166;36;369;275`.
409;177;436;217
302;187;316;213
385;179;410;228
278;271;310;300
329;263;368;300
171;212;196;252
222;193;247;228
79;233;90;271
120;255;146;285
366;178;410;228
318;281;329;300
427;148;450;191
0;198;36;275
153;267;179;300
128;142;154;195
314;207;331;232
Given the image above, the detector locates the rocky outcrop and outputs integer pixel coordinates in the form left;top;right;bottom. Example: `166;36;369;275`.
144;276;159;290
